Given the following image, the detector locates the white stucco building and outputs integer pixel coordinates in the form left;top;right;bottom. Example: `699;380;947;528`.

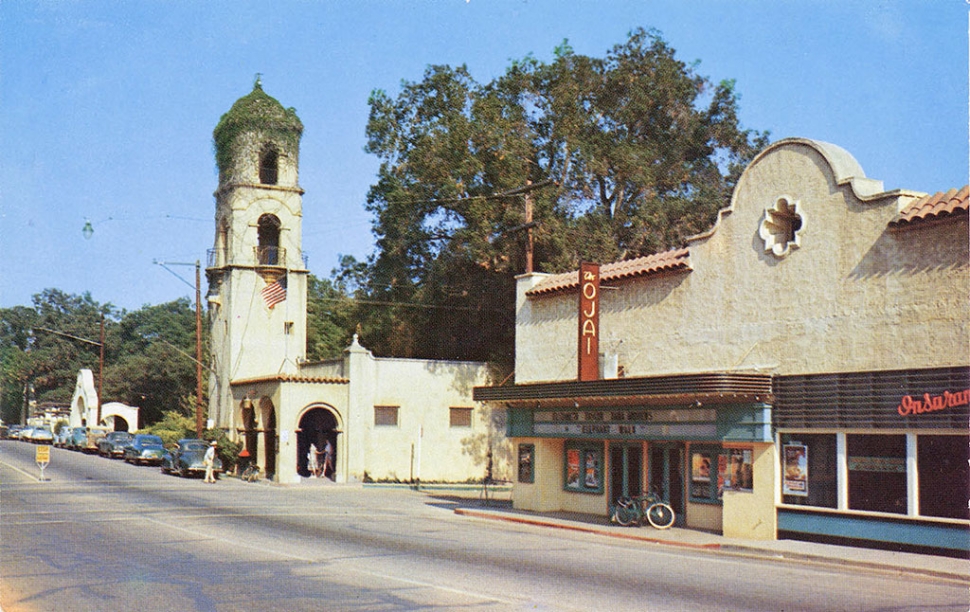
204;81;508;484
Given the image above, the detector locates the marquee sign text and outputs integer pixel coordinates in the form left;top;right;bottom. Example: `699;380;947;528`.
578;262;600;382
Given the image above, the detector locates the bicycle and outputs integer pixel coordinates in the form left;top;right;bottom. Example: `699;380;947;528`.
610;490;675;529
240;463;261;483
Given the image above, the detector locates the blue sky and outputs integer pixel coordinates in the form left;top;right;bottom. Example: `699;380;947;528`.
1;1;966;312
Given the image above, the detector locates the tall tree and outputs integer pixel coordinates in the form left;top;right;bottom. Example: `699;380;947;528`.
355;28;768;368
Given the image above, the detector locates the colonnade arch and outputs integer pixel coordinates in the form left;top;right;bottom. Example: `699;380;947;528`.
238;396;278;480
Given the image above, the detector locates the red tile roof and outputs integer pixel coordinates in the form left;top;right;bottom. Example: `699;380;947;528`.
232;374;349;386
527;248;692;296
891;186;969;227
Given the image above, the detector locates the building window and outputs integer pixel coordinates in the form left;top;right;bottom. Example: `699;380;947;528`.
518;444;535;484
257;214;282;266
374;405;399;427
780;433;837;508
564;442;603;494
759;195;803;257
259;146;279;185
449;407;473;428
918;435;969;520
847;434;907;514
724;448;754;492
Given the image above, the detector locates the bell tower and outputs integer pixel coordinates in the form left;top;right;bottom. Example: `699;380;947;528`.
206;77;308;429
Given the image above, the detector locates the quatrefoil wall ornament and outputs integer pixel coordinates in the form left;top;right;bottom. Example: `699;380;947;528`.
759;196;804;257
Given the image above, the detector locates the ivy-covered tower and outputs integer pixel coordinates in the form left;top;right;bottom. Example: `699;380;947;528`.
206;78;308;431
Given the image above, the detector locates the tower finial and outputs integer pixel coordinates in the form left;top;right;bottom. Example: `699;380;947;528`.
254;73;263;89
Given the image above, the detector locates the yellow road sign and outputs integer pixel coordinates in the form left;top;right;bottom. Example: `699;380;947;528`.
35;445;51;463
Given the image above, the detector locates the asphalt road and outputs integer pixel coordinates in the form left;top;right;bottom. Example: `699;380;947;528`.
1;439;966;611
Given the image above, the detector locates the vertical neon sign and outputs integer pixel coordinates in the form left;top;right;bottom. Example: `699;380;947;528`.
578;262;600;381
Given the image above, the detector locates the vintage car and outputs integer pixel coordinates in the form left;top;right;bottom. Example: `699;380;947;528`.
28;426;55;444
66;427;88;450
97;431;134;458
7;425;25;440
161;439;222;479
81;427;111;453
123;434;166;465
54;426;73;447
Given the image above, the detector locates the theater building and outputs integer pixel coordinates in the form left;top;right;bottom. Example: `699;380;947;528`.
475;138;968;554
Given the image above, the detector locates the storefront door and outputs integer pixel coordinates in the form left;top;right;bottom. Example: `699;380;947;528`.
609;444;643;501
650;444;685;526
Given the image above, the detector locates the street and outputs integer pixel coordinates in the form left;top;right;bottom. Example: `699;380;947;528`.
1;439;966;612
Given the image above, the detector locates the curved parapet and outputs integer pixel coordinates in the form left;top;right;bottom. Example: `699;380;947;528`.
690;137;922;245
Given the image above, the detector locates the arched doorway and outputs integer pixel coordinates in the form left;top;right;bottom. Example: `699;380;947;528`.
297;406;339;480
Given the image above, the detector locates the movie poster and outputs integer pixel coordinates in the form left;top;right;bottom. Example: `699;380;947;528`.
566;448;581;489
584;450;600;489
783;444;808;496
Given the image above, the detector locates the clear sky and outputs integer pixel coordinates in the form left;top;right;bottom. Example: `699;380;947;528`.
1;1;966;312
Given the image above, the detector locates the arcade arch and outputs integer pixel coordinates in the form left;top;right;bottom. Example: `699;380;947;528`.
297;405;341;480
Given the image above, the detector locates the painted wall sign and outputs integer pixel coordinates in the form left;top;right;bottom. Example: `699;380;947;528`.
897;389;970;416
578;262;600;382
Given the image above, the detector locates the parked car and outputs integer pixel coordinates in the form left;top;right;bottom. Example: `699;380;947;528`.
67;426;88;450
123;434;166;465
98;431;134;458
17;427;34;441
81;427;110;453
161;439;221;479
54;426;73;447
7;425;24;440
28;426;54;444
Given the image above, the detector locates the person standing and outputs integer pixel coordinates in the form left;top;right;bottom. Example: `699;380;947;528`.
204;440;217;483
307;442;319;478
322;439;334;479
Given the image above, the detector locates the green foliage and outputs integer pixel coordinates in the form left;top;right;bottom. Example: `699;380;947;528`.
138;410;195;446
305;272;357;361
0;292;204;428
213;80;303;181
356;27;768;368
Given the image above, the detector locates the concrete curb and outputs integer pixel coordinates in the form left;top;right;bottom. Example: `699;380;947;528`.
454;508;970;585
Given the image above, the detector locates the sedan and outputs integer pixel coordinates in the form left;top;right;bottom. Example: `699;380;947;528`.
97;431;134;458
29;427;55;444
123;434;166;465
161;439;222;479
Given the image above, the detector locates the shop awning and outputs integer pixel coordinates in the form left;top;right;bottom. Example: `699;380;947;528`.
474;372;772;409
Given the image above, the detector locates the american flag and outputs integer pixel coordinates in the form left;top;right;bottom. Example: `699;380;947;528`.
261;275;287;309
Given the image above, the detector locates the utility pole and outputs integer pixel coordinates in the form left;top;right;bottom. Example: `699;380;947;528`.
98;315;105;425
154;259;205;439
195;261;203;438
524;179;534;274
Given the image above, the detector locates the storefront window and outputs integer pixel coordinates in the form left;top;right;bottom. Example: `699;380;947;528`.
517;444;535;484
690;447;754;503
780;433;837;508
847;434;906;514
689;448;716;502
918;435;969;520
724;448;754;492
564;442;603;494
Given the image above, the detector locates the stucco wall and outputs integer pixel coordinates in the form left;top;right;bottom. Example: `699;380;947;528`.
516;140;969;384
721;443;776;540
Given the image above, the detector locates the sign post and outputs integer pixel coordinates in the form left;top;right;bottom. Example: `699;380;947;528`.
35;444;51;481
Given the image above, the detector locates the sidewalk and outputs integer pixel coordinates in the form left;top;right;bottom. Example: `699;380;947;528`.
452;501;970;584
